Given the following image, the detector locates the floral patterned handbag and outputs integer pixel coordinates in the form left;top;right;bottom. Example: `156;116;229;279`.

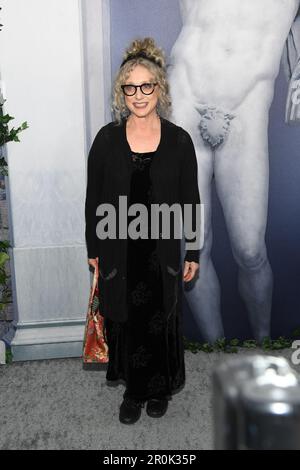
82;261;109;363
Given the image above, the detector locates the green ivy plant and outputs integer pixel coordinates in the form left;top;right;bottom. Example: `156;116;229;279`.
0;97;29;176
0;8;27;364
183;327;300;354
0;95;28;312
0;91;28;367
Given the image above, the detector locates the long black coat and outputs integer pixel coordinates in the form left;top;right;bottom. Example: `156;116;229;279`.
85;116;201;322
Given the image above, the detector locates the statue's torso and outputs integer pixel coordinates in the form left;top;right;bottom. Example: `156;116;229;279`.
169;0;299;107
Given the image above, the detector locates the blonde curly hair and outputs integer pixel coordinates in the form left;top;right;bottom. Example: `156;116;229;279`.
111;37;172;124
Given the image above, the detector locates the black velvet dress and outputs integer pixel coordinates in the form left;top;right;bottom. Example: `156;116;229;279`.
105;150;186;403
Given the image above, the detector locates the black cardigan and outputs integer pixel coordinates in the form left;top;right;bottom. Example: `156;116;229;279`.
84;116;201;321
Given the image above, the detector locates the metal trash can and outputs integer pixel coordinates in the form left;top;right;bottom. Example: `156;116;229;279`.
212;355;300;450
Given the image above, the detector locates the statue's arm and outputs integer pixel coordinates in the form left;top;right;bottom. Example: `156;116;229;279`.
281;13;300;80
282;13;300;124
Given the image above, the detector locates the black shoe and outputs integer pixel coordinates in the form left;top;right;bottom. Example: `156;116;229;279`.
146;397;169;418
119;397;145;424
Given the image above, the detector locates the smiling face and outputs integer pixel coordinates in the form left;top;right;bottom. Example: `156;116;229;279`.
123;64;160;119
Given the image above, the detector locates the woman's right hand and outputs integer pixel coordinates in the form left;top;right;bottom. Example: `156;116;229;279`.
88;257;99;269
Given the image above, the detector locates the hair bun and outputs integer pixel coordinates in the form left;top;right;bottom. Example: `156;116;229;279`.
122;37;166;69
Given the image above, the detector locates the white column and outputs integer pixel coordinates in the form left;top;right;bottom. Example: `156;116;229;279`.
0;0;109;360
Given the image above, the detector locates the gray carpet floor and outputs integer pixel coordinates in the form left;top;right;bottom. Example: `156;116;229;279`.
0;348;299;450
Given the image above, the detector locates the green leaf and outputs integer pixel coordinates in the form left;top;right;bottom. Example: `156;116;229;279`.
242;339;257;348
0;252;9;266
201;343;214;353
1;114;14;124
214;337;226;349
5;348;13;364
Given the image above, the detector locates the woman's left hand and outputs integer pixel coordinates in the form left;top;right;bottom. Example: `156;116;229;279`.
183;261;199;282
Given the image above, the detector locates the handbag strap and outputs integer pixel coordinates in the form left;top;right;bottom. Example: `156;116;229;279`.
88;261;99;309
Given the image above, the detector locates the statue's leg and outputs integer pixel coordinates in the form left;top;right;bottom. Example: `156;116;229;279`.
213;80;274;342
169;96;225;342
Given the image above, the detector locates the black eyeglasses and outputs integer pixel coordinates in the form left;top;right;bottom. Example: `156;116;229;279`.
121;82;158;96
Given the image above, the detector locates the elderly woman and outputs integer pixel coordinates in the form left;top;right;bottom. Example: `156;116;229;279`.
85;37;201;424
